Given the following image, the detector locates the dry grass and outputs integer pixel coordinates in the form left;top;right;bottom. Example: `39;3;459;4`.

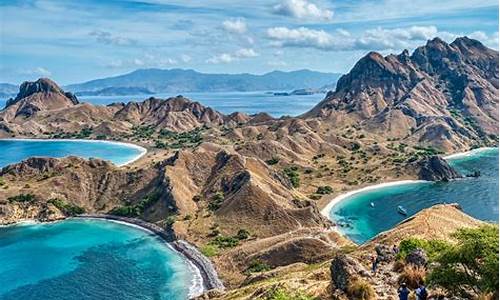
392;259;406;272
475;293;496;300
398;265;426;289
346;278;376;300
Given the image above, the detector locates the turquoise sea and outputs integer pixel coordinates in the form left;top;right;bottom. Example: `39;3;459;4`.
0;139;144;167
329;148;499;244
0;219;196;299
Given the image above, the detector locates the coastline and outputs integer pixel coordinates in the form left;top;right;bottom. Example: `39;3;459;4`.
443;146;497;160
72;214;224;297
0;138;147;167
320;180;426;218
321;146;499;241
0;215;224;298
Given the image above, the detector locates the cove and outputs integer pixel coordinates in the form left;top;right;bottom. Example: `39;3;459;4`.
0;139;146;167
0;219;200;299
328;148;499;244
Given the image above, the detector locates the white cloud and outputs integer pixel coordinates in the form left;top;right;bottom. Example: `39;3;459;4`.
222;18;247;34
105;55;178;68
180;54;192;63
268;60;288;67
273;0;333;21
355;26;439;50
266;25;470;51
207;53;234;64
234;48;259;58
207;48;259;64
89;30;136;46
266;27;349;50
19;67;52;77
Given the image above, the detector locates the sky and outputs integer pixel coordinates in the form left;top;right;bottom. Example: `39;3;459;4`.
0;0;498;85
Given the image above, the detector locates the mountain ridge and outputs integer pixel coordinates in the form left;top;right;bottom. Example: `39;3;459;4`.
65;68;341;94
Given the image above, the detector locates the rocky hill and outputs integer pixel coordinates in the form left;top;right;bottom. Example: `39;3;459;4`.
0;36;497;299
304;37;499;152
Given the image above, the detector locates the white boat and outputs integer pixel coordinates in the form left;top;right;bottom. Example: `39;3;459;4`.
370;202;375;208
397;205;408;216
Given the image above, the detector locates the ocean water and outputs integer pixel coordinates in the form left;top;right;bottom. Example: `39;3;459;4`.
0;139;144;168
329;148;499;244
0;219;196;300
74;91;324;117
0;91;324;117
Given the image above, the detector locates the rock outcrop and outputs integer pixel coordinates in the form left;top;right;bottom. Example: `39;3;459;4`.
415;155;462;181
2;78;79;120
304;37;499;152
330;253;371;291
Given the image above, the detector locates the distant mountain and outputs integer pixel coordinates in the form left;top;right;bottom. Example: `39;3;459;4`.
65;69;341;94
75;87;154;96
0;83;18;99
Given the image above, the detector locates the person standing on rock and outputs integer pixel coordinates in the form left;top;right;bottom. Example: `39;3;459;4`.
398;283;410;300
371;254;379;274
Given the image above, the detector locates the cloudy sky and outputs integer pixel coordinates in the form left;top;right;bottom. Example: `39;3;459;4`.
0;0;498;85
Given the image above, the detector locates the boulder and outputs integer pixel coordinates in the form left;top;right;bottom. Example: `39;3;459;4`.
416;156;462;181
405;248;428;267
375;244;395;262
330;253;370;292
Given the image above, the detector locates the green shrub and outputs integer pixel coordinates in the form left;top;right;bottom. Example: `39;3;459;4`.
211;235;239;248
246;259;271;273
427;225;499;298
236;229;250;240
0;177;4;186
47;198;85;216
8;193;36;203
200;244;219;257
284;166;300;188
265;288;315;300
315;186;333;195
109;192;160;217
208;192;225;211
266;157;280;165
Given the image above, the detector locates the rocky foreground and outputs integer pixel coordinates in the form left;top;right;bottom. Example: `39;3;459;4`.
0;37;498;299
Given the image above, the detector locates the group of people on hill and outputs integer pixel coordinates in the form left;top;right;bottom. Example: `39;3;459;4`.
369;244;428;300
398;282;428;300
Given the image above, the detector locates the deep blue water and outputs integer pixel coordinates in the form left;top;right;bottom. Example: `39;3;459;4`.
0;219;196;299
75;91;323;117
1;91;324;117
0;139;144;167
329;148;499;244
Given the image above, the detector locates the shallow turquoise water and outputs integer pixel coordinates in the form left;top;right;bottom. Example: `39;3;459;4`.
0;219;195;299
0;139;144;167
330;148;499;244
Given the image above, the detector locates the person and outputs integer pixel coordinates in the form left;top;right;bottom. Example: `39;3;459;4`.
398;283;410;300
416;281;428;300
392;244;399;255
371;254;379;274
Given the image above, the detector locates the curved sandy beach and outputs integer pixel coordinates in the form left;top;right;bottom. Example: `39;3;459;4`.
321;147;498;237
0;138;147;167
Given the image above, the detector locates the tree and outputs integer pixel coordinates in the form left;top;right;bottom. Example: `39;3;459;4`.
427;225;499;298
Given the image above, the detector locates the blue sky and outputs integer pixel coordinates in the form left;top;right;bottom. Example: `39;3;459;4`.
0;0;498;85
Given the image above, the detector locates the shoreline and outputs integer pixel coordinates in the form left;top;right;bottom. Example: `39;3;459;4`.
320;180;426;218
73;214;224;297
443;146;497;160
0;138;147;167
1;215;224;298
321;146;499;242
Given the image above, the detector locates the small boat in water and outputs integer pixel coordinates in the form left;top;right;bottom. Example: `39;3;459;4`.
397;205;408;216
370;202;375;208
